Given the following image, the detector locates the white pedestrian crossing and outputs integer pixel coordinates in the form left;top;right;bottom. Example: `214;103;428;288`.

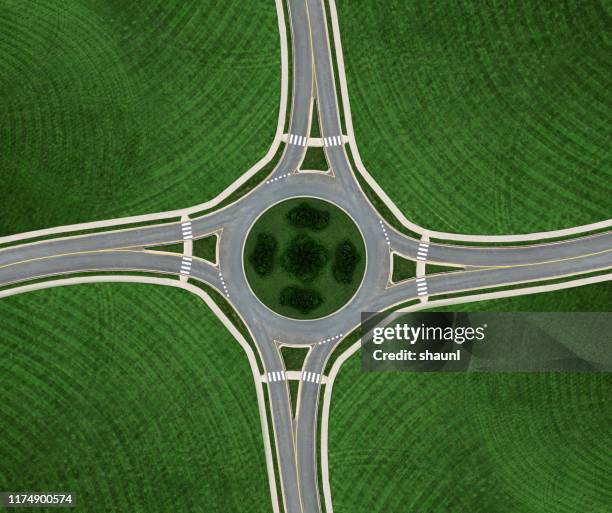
416;242;429;261
302;371;321;383
181;221;193;240
323;135;343;147
267;370;287;383
180;256;192;276
288;133;308;147
416;277;428;296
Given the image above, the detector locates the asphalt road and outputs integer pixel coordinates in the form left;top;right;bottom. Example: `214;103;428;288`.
0;1;610;512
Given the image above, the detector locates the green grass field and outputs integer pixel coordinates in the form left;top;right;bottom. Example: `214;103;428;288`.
0;1;280;237
0;284;271;512
329;282;612;513
337;0;611;234
244;198;366;319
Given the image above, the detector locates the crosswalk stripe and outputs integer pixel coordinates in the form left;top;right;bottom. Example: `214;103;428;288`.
417;276;429;296
267;371;287;383
301;371;322;383
289;133;309;146
416;243;429;261
181;221;193;240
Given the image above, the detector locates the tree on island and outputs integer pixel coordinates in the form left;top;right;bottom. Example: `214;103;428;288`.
286;202;330;231
249;232;278;276
332;239;361;284
279;286;324;313
281;234;329;282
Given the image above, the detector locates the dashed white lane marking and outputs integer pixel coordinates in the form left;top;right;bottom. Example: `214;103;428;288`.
317;333;344;345
267;370;286;382
289;133;307;147
180;256;192;276
218;271;230;298
266;172;291;185
323;135;342;147
302;371;321;383
416;242;430;261
181;221;193;240
416;277;428;296
378;220;390;246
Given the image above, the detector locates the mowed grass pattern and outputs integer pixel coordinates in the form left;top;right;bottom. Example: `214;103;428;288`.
329;282;612;513
0;1;280;236
0;284;270;512
338;1;611;234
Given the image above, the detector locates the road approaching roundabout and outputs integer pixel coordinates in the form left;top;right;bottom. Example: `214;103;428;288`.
0;1;610;513
244;197;366;320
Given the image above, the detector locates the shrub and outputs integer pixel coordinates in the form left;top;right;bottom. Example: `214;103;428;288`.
281;234;329;281
279;286;324;313
249;232;278;276
332;240;361;284
286;202;330;231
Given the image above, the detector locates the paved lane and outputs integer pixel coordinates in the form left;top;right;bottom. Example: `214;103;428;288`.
0;2;610;513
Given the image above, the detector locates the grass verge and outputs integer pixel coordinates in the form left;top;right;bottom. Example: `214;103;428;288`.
336;0;611;235
0;1;280;236
328;282;612;513
0;283;271;512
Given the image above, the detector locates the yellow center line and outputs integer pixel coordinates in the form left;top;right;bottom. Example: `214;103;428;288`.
0;240;187;272
433;248;612;279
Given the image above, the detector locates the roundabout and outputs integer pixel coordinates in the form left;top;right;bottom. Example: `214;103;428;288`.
244;197;366;320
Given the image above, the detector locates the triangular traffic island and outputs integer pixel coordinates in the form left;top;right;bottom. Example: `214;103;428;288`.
300;146;329;173
427;262;462;275
391;253;417;283
146;234;218;264
310;100;321;139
